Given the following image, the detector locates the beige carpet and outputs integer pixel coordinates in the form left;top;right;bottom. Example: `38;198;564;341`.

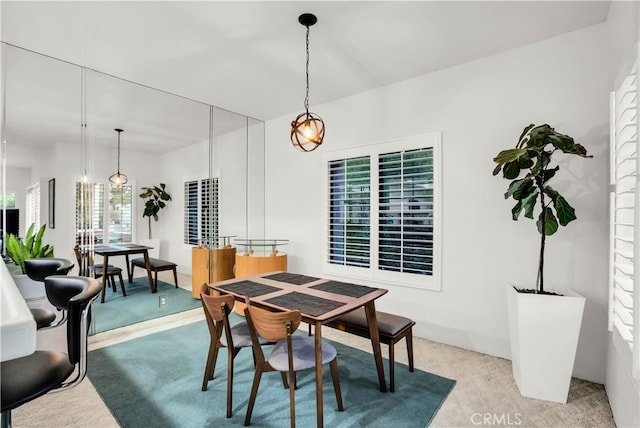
11;272;615;427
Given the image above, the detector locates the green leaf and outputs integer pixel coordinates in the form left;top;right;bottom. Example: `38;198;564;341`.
541;166;559;183
517;124;536;147
503;162;521;180
511;200;523;221
513;178;535;201
537;208;559;236
492;164;502;176
554;194;577;226
493;148;528;166
521;190;538;219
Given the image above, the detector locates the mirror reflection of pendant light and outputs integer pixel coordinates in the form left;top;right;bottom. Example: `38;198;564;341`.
109;128;128;186
290;13;324;152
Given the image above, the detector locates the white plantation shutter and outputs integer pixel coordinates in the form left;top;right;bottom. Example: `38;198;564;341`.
325;133;441;289
184;180;198;245
379;148;434;275
328;156;371;268
200;177;219;246
610;52;639;376
25;182;40;230
76;182;104;245
184;178;219;246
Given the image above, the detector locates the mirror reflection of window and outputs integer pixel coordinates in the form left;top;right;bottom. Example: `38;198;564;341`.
25;183;41;230
108;184;132;244
75;182;104;245
184;178;219;247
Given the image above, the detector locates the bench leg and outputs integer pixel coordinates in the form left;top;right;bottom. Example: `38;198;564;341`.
389;342;395;393
407;328;414;373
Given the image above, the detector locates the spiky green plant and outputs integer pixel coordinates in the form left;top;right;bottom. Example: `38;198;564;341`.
492;124;592;293
6;223;54;274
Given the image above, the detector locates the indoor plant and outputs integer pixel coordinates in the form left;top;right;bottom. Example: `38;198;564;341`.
6;223;54;274
139;183;171;240
492;123;592;403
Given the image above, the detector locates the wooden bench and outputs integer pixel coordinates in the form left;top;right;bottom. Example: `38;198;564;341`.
130;257;178;291
323;308;415;392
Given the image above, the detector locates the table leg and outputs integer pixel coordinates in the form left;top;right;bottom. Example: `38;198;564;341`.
315;321;323;428
100;255;109;304
142;250;155;293
125;254;132;283
364;301;387;392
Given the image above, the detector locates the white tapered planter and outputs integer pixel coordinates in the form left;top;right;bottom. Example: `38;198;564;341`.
506;283;585;404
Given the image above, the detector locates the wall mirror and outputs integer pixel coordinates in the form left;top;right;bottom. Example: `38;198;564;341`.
1;42;265;284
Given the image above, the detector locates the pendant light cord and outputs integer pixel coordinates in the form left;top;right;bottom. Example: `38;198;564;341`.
304;25;310;114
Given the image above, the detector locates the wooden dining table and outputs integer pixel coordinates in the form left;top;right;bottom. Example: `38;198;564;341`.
210;271;389;428
94;244;154;303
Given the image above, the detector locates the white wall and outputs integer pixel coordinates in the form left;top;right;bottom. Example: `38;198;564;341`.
264;23;612;384
605;1;640;426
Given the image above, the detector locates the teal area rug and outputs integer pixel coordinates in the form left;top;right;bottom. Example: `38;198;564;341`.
87;320;456;427
90;277;201;334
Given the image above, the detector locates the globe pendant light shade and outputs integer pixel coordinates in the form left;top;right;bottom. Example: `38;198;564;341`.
291;111;325;152
109;128;128;186
291;13;324;152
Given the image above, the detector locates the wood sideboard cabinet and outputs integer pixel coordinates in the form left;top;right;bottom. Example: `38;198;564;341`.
191;246;236;298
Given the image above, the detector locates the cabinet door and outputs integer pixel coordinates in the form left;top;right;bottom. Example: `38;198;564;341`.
191;248;210;298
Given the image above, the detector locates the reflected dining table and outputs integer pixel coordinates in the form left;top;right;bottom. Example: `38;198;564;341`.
93;244;154;303
210;271;389;427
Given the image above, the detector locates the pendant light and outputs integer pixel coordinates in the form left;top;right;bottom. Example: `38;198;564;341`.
290;13;325;152
109;128;128;186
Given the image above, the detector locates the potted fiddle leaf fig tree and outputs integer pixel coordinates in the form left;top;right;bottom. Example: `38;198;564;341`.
492;123;592;404
139;183;171;240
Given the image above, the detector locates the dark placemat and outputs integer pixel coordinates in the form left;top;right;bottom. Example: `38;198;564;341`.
263;272;319;285
264;291;345;317
217;280;281;298
311;281;377;298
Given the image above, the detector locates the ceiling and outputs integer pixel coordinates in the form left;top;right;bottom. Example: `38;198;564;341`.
1;1;611;165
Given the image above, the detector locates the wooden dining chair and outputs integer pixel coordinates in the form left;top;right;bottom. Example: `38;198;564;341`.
200;284;269;418
244;301;344;427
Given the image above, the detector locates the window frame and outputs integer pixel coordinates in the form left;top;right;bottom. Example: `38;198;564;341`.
323;132;442;290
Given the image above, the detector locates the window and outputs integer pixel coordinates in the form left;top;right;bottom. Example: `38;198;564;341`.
0;193;16;208
25;183;40;230
108;184;133;243
609;51;639;372
325;133;441;289
184;177;219;246
76;182;104;245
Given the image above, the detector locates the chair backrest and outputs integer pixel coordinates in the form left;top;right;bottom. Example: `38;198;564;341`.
200;283;236;347
73;246;94;277
245;301;302;343
44;275;100;365
24;258;74;282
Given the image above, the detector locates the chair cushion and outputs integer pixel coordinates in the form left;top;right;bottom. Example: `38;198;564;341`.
95;265;122;275
220;322;269;348
30;308;57;329
0;351;74;412
269;336;337;372
336;308;413;336
131;258;176;269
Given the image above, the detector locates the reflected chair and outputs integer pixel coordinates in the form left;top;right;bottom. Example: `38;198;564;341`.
0;275;101;428
24;258;74;329
73;245;126;298
244;301;344;427
200;284;269;418
131;257;178;290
